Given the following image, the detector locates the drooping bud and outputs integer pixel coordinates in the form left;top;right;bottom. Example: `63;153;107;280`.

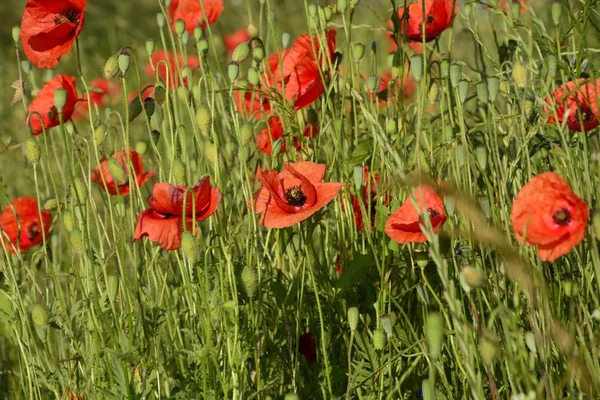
135;141;148;155
512;62;527;88
181;231;197;262
380;314;393;338
232;42;251;63
198;39;209;56
151;130;161;144
72;178;86;203
128;96;143;122
547;55;557;78
93;124;106;146
240;122;253;145
172;158;186;185
461;266;484;288
42;198;58;211
475;145;488;170
241;265;258;298
103;55;120;79
253;47;265;63
154;84;166;106
247;67;259;86
205;141;217;165
247;24;258;38
428;82;439;105
196;105;211;136
63;210;74;232
373;328;386;350
107;157;126;183
25;138;41;164
385;118;397;134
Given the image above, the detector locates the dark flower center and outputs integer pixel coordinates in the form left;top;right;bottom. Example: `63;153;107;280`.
552;208;572;226
426;14;435;24
285;186;307;207
55;9;80;26
27;222;40;242
47;106;58;121
418;208;441;222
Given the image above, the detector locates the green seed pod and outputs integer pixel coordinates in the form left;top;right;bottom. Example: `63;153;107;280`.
366;74;380;92
487;77;499;102
228;61;240;82
156;13;166;28
547;55;557;78
247;67;260;86
324;6;333;21
551;2;561;26
425;313;444;359
232;42;251;63
353;165;364;190
118;52;130;76
240;122;253;145
241;266;258;298
93;124;106;146
107;275;119;302
476;82;488;104
54;88;67;112
337;0;348;12
174;19;186;36
380;314;393;338
347;307;359;332
373;328;386;350
458;80;469;103
135;141;148;155
12;26;20;43
176;85;188;102
25;138;41;164
428;82;439;105
410;54;422;82
196;105;211;136
198;39;209;56
512;62;527;88
308;4;317;16
385;118;397;134
194;27;203;41
181;231;197;262
145;39;155;56
143;98;156;119
415;251;429;268
205;141;217;165
128;96;143;122
449;64;462;88
70;227;84;254
63;210;74;232
103;55;120;79
352;43;365;61
253;47;265;63
154;84;166;106
461;266;483;288
172;158;186;185
21;60;32;74
440;58;450;79
475;145;488;170
42;198;58;211
107;157;126;183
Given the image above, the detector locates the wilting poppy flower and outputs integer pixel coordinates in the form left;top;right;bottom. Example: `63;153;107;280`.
233;86;271;119
133;177;221;250
396;0;457;42
73;78;121;120
544;78;600;132
251;161;344;228
0;197;51;254
20;0;87;68
256;116;286;155
27;74;78;136
352;167;388;232
91;148;153;196
168;0;224;34
511;172;588;262
264;29;336;110
299;332;316;364
145;50;200;88
224;27;251;54
385;185;446;243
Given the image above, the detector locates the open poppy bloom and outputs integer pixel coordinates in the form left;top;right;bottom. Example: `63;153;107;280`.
224;27;251;54
27;74;78;136
133;177;221;250
20;0;87;68
385;185;446;243
145;50;200;88
0;197;51;254
233;86;271;119
511;172;588;262
168;0;224;34
299;332;316;364
73;78;121;120
256;116;285;155
396;0;457;43
251;162;344;228
263;29;336;110
544;78;600;132
91;148;153;196
352;167;388;232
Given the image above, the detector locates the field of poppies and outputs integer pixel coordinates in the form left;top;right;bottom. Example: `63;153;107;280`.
1;0;600;398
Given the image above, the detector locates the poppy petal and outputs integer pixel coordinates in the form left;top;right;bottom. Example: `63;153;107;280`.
133;209;184;251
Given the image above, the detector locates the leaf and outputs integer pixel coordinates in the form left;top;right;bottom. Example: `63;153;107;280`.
347;137;374;169
335;251;375;294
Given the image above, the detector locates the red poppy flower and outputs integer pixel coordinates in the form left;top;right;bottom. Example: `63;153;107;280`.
397;0;457;42
168;0;224;34
264;29;336;110
20;0;87;68
27;74;78;136
0;197;51;254
91;148;153;196
544;78;600;132
510;172;588;262
256;116;286;156
385;185;446;243
233;86;271;119
63;392;83;400
145;50;200;88
299;332;316;364
352;167;388;232
251;162;344;228
133;177;221;250
73;78;121;120
224;27;251;54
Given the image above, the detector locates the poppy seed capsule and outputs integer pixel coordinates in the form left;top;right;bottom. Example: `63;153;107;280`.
347;307;359;331
174;19;186;36
282;32;291;48
367;74;380;93
118;53;130;75
145;39;155;56
241;266;258;298
373;328;386;350
156;13;165;28
449;64;462;88
324;6;333;21
228;61;240;82
487;77;499;102
352;43;365;61
512;62;527;88
70;227;84;254
338;0;348;12
476;82;488;104
415;251;429;268
107;275;119;302
181;231;197;262
308;4;317;16
172;158;186;185
21;60;32;74
154;84;166;106
410;54;423;82
25;138;41;164
30;303;48;327
12;26;20;43
54;88;67;112
458;80;469;103
195;106;211;136
248;67;260;86
232;42;251;63
103;55;120;79
198;39;209;56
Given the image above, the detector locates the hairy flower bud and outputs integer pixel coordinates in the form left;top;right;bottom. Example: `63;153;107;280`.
25;137;41;164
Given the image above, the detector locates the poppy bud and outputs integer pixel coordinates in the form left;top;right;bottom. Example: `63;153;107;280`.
103;55;120;79
107;275;119;302
347;307;359;331
373;328;386;350
198;39;209;56
21;60;32;74
425;313;444;359
181;231;197;262
253;47;265;63
176;85;188;102
42;197;58;212
63;210;75;232
240;122;253;145
93;124;106;146
151;129;161;144
324;6;333;21
143;98;156;119
282;32;291;49
145;39;155;57
205;141;217;165
366;74;380;93
107;157;127;184
172;158;186;185
475;145;488;170
232;42;251;63
449;64;462;88
487;77;499;102
228;61;240;82
547;55;557;78
410;54;423;82
512;62;527;88
461;266;483;288
195;105;211;136
118;52;130;76
30;302;48;341
72;178;86;204
380;314;393;338
352;43;365;62
428;82;439;105
174;19;186;36
338;0;348;12
551;2;561;26
154;84;166;106
458;80;469;103
128;96;143;122
12;26;20;43
443;126;454;142
135;141;148;155
70;227;84;254
53;88;67;113
308;4;317;16
156;13;166;28
25;137;41;164
476;82;488;105
241;266;258;298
